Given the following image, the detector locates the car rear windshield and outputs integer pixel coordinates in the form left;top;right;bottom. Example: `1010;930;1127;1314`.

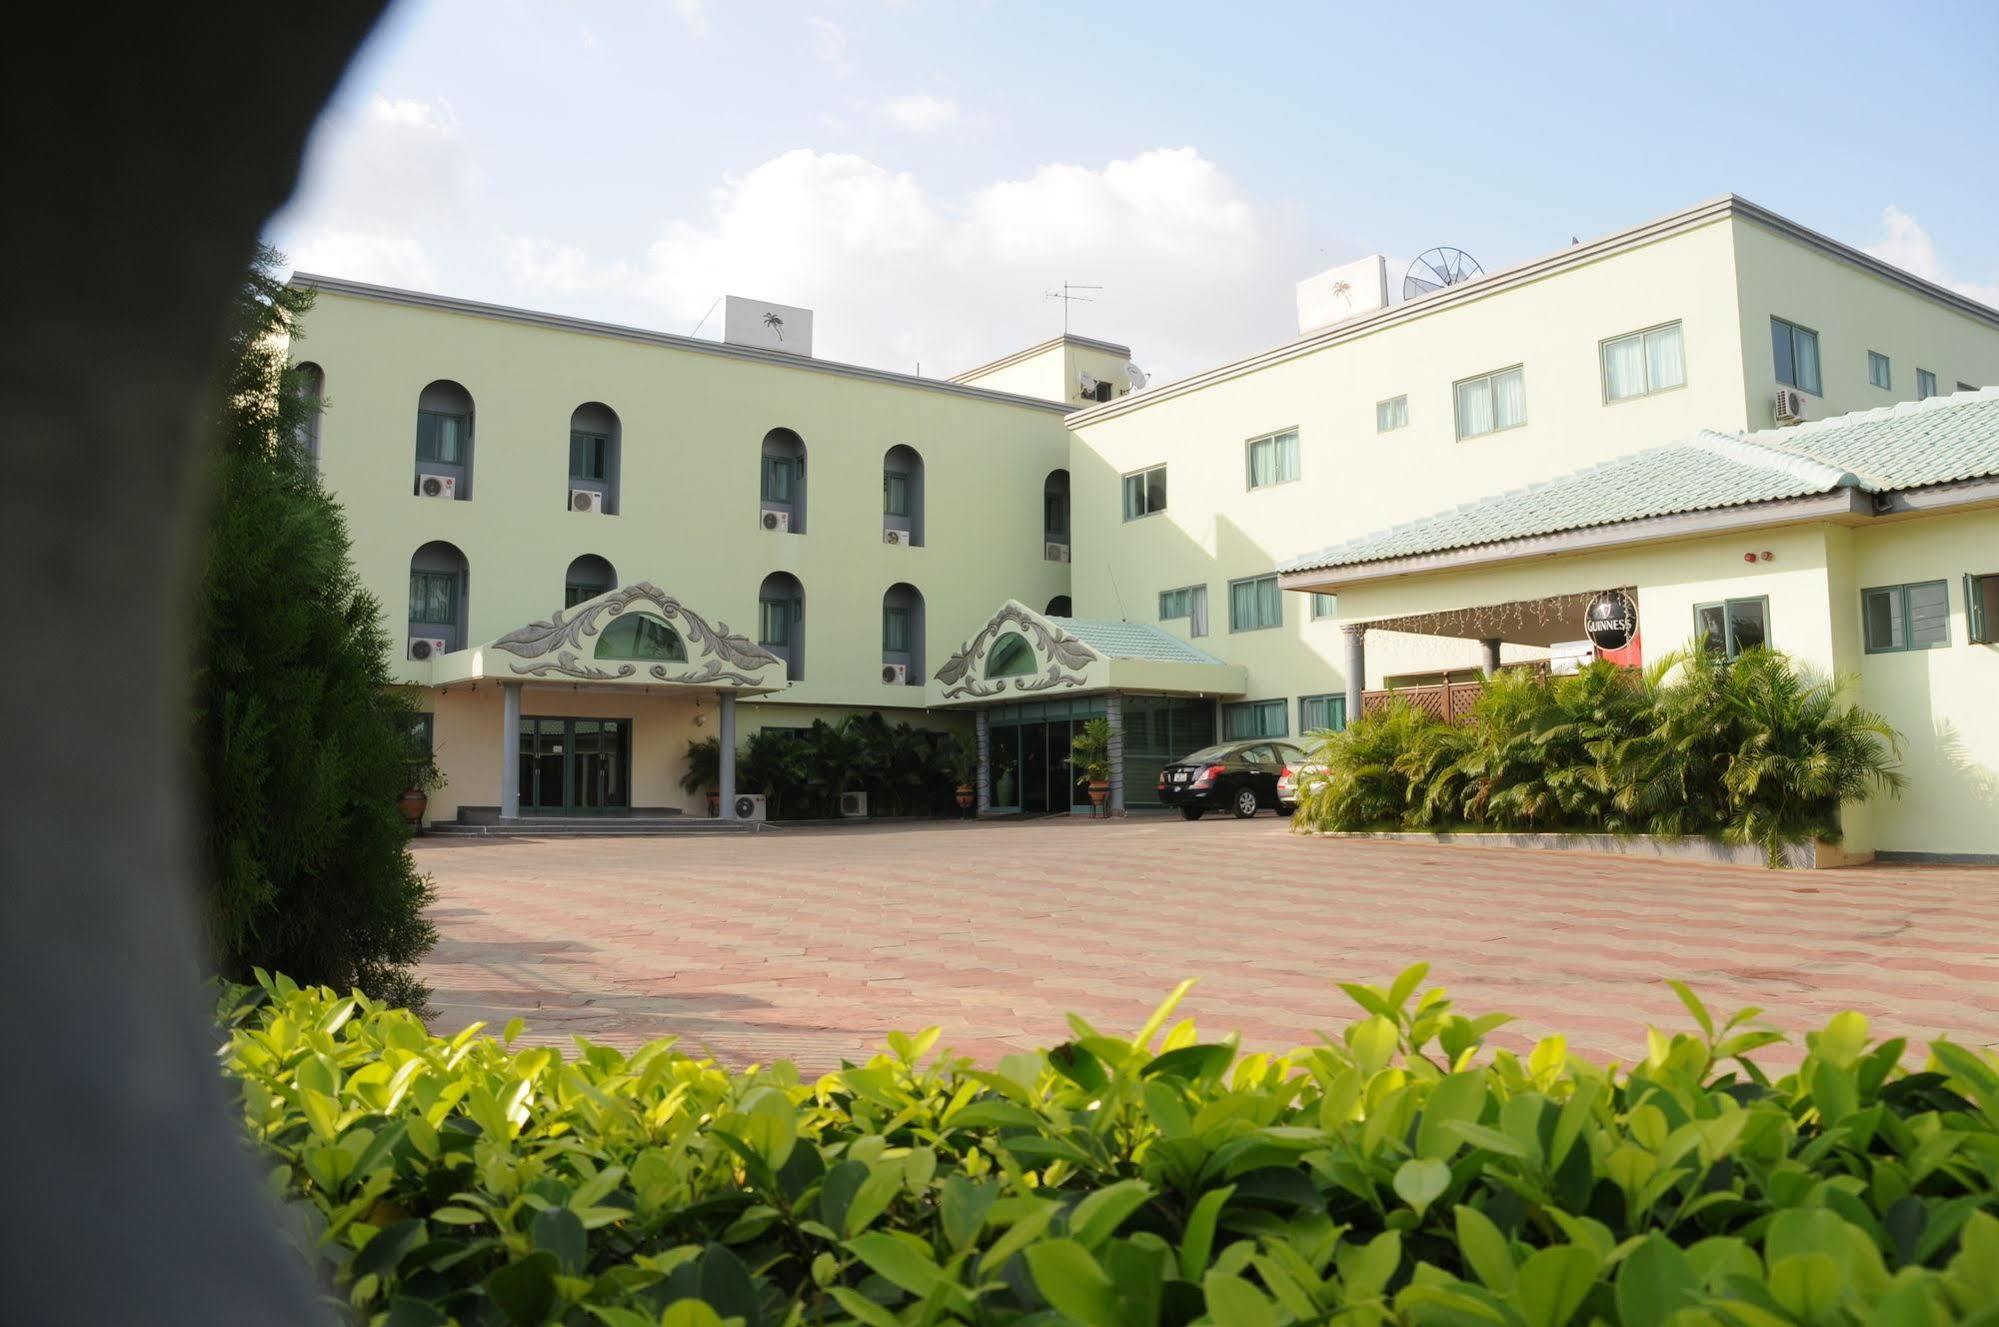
1178;745;1237;763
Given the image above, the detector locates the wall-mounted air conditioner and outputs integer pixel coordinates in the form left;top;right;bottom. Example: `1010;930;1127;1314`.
408;637;448;661
731;793;767;822
569;488;604;514
883;527;905;546
760;509;791;533
1044;541;1071;563
882;663;908;685
838;791;868;818
417;474;457;500
1773;388;1806;425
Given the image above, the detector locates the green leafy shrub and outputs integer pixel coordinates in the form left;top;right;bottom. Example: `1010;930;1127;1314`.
1295;651;1903;866
225;966;1999;1325
738;715;963;819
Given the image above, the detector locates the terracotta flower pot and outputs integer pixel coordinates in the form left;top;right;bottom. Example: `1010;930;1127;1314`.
397;788;428;828
955;784;975;810
1087;780;1110;809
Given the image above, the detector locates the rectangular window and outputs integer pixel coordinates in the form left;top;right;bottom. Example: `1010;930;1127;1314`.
1961;382;1980;394
1968;573;1999;644
883;470;910;517
416;410;469;464
568;431;608;481
1222;698;1288;740
1376;395;1408;432
405;713;435;777
758;597;793;647
761;456;796;503
1228;575;1283;632
564;583;591;608
1299;693;1348;733
882;606;911;652
1862;581;1950;653
408;571;458;624
1868;351;1892;390
1454;365;1527;439
1121;464;1167;520
1244;430;1300;490
1917;368;1938;399
1310;592;1337;619
1693;596;1770;659
1771;317;1822;395
1044;490;1068;539
1157;585;1209;636
1601;322;1686;402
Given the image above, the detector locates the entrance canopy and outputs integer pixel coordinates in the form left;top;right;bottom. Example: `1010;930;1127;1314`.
431;581;788;695
932;600;1244;705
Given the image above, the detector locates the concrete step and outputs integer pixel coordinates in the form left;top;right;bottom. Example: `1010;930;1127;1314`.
426;817;774;838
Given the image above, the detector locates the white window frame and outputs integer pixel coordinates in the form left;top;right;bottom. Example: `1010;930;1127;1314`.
1243;429;1301;491
1375;395;1408;433
1121;464;1168;521
1868;351;1892;391
1598;321;1687;404
1917;368;1938;400
1453;365;1527;440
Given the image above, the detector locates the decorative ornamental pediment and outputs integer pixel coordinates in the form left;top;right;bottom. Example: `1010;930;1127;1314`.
490;582;783;686
934;601;1099;700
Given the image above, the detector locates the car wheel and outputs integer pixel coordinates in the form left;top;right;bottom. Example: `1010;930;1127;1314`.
1231;787;1258;819
1180;806;1204;821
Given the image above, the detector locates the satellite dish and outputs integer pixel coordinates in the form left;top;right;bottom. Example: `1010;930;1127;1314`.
1403;247;1484;301
1124;361;1149;391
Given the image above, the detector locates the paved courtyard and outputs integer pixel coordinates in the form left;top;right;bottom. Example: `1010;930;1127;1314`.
415;818;1999;1071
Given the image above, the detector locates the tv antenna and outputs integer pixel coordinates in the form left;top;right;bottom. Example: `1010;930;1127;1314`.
1044;281;1102;336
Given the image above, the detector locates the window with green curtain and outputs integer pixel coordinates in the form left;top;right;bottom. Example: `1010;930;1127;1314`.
1222;699;1287;739
882;605;911;652
1310;592;1337;619
1868;351;1892;390
1158;587;1191;620
1862;581;1950;653
1300;694;1347;733
761;455;796;503
1228;575;1282;631
1968;573;1999;644
408;570;458;624
883;470;910;517
1694;596;1770;659
569;431;608;481
758;596;793;646
1771;317;1821;395
1601;322;1685;401
594;613;686;661
416;410;469;464
985;632;1036;678
1376;396;1408;432
1245;430;1299;489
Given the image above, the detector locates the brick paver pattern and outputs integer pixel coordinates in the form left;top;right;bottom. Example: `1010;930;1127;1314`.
415;819;1999;1073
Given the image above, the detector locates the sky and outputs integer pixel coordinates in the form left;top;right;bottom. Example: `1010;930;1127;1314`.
268;0;1999;386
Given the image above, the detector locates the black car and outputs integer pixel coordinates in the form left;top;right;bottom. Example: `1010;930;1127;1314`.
1156;740;1306;819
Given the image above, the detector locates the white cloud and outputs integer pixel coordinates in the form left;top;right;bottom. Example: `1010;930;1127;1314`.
672;0;709;38
276;95;465;287
1862;205;1999;310
807;17;850;76
510;146;1305;381
882;93;959;133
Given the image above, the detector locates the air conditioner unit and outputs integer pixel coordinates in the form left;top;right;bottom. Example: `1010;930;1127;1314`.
731;793;767;822
569;488;604;514
1773;388;1806;424
882;663;908;685
838;790;868;819
883;527;905;546
416;474;457;500
408;637;448;661
1044;541;1071;563
760;509;791;533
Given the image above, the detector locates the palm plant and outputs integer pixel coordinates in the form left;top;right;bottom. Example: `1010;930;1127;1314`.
1530;660;1655;829
1294;700;1438;831
678;735;721;798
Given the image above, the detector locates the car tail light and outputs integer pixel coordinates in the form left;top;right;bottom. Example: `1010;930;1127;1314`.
1192;763;1226;787
1281;765;1295;780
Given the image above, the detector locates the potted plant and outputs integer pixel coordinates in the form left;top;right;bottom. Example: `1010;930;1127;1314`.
949;732;977;813
1071;717;1113;815
680;735;723;816
399;756;444;831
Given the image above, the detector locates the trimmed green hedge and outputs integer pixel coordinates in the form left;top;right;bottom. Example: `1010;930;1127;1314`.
223;966;1999;1325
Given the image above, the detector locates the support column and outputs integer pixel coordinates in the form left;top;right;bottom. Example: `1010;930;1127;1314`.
1104;693;1125;817
499;681;522;820
1480;638;1502;678
1342;624;1367;726
717;691;737;818
975;710;991;816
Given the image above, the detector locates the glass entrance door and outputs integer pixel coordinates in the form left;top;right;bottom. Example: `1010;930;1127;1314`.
519;716;631;814
1020;721;1051;813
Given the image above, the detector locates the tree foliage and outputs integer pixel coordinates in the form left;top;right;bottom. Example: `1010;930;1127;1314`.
191;245;435;1007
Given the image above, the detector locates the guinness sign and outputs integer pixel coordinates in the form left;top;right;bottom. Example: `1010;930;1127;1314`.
1583;590;1638;652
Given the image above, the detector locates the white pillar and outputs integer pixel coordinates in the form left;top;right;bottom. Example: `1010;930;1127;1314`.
1105;693;1126;817
500;682;522;819
1342;624;1367;726
1480;638;1502;678
717;691;737;818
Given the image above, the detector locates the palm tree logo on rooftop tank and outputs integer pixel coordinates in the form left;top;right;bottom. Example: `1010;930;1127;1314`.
762;311;785;340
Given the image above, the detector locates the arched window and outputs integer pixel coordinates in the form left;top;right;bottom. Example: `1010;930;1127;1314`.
291;362;324;468
1043;469;1069;557
759;428;807;533
883;445;924;547
567;402;620;514
414;379;474;499
881;583;925;686
1045;596;1072;616
563;554;616;608
757;571;805;680
408;541;470;654
594;613;686;662
986;632;1036;679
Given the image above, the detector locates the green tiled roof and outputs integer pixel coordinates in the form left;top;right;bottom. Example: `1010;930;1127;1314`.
1048;616;1226;664
1282;387;1999;574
